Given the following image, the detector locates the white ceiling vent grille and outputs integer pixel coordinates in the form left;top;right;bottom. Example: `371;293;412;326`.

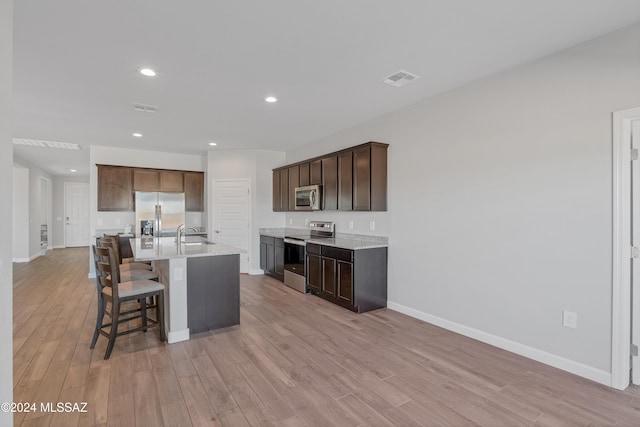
132;103;158;113
383;70;420;87
13;138;81;150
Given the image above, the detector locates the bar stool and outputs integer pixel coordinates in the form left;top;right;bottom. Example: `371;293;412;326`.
91;245;165;359
100;238;159;282
102;235;152;271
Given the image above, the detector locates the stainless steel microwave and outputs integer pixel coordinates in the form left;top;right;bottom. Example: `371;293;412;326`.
295;185;322;210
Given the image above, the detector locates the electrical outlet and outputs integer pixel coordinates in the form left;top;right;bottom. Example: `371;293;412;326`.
349;220;354;230
289;217;292;225
563;310;577;329
97;218;103;226
369;220;375;231
115;218;121;226
304;218;309;225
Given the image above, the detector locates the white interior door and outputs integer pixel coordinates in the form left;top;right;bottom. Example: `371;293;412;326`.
212;179;250;273
65;183;89;247
632;119;640;385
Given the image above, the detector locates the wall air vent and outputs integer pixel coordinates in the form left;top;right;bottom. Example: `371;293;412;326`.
13;138;81;150
132;103;158;113
382;70;420;87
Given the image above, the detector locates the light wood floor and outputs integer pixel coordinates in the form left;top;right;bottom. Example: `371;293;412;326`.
13;248;640;426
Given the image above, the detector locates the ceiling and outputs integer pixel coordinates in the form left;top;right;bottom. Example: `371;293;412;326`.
12;0;640;177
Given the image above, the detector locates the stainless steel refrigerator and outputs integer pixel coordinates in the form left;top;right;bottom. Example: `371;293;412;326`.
135;192;185;237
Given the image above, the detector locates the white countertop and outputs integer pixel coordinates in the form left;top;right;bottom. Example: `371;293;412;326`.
130;237;244;261
305;237;388;250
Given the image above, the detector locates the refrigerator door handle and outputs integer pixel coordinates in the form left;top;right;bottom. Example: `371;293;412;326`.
155;205;162;237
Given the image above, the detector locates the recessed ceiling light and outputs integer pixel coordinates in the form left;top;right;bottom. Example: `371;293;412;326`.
132;133;142;137
139;68;156;77
209;142;217;146
265;96;277;103
70;169;77;173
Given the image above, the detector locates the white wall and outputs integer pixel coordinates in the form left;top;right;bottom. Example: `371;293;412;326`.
89;145;206;275
207;150;286;273
12;166;29;261
52;175;89;248
0;0;13;420
283;23;640;383
13;157;53;260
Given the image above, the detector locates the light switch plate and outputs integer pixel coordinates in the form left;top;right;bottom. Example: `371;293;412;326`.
563;310;577;329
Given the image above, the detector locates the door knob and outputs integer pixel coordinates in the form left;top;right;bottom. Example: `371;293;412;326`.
214;230;220;234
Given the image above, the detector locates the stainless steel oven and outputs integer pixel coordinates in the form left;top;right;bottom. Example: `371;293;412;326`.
283;237;306;292
283;221;335;293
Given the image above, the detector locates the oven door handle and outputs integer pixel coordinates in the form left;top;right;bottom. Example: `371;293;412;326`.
283;238;306;246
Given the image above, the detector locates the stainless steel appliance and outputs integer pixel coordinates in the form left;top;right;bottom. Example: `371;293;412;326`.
283;221;334;292
135;192;185;237
295;185;322;211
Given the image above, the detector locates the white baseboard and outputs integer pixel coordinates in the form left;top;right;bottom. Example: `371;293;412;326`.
167;329;190;344
249;269;264;275
88;272;96;279
53;245;65;249
13;252;44;263
387;301;612;386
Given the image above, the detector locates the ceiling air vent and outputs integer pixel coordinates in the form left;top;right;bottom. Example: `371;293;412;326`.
383;70;420;87
13;138;81;150
132;103;158;113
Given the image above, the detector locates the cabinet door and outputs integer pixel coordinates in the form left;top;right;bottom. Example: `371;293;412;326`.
160;170;184;192
184;172;204;211
321;156;338;210
280;168;289;211
97;165;133;211
266;244;276;274
353;146;371;210
306;254;322;293
310;159;322;185
321;257;336;299
338;151;353;211
133;169;159;191
337;261;353;305
288;165;299;211
260;242;267;270
275;246;284;276
299;162;310;186
273;170;281;211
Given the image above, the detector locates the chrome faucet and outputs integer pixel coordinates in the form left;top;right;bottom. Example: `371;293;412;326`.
176;224;200;245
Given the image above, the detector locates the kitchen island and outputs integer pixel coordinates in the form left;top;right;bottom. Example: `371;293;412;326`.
131;237;243;343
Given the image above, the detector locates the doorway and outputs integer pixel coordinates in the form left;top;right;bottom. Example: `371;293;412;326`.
612;106;640;389
64;182;89;247
211;179;251;273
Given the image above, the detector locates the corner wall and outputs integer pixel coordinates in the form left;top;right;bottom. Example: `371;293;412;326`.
0;0;14;420
284;23;640;382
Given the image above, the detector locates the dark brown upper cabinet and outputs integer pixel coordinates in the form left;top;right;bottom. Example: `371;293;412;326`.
321;156;338;210
133;168;159;192
338;151;353;211
280;168;289;211
272;141;387;212
273;170;282;212
310;159;322;185
97;165;134;211
288;165;299;211
184;172;205;211
299;162;310;186
160;170;184;192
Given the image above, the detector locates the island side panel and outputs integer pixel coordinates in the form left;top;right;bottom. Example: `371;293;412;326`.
187;254;240;334
155;257;190;343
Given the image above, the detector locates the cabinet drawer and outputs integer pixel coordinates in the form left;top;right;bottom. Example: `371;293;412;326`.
306;243;321;255
260;235;275;245
322;246;353;262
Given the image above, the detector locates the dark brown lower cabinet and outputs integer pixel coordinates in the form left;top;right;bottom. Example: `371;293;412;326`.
306;243;386;313
306;253;321;293
260;235;284;281
321;257;336;298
